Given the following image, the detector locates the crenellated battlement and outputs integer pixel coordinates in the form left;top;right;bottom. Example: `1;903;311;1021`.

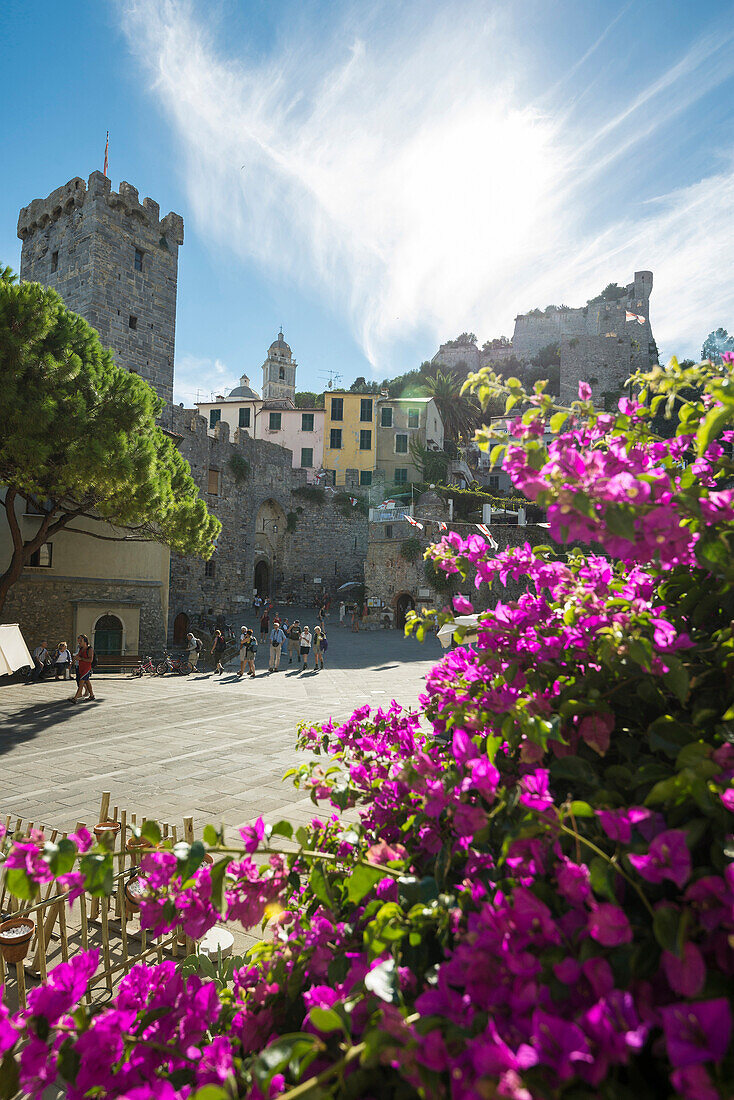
17;172;184;244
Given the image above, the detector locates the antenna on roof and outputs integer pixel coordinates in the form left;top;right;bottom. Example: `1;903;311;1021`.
319;369;342;391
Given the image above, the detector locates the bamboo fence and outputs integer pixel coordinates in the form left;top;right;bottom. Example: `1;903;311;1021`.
0;793;196;1009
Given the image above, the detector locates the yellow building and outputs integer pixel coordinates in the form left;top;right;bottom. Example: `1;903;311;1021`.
322;392;377;486
0;491;170;659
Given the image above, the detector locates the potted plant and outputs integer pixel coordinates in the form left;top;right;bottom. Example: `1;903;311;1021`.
0;917;35;964
93;820;121;843
124;874;149;918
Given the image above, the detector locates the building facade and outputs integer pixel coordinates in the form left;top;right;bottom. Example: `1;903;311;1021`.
375;397;444;488
323;392;377;486
195;335;325;482
167;407;368;630
17;173;184;405
0;492;170;659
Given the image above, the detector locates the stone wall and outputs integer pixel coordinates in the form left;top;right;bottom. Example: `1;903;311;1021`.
1;576;166;657
365;491;562;624
18;173;183;404
168;407;368;635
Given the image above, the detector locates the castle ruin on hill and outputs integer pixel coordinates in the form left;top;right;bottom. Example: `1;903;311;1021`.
433;270;657;406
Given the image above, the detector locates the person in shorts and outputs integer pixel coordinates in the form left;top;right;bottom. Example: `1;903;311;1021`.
287;620;301;665
260;609;269;643
313;626;326;670
299;625;312;670
245;629;258;678
239;626;248;676
187;632;202;672
71;634;95;702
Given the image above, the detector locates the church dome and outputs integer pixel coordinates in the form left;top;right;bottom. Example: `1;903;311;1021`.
269;330;291;355
229;373;260;399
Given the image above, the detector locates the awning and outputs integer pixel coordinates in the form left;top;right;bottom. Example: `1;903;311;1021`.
0;624;33;675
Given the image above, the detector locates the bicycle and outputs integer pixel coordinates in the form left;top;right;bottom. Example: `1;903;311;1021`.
132;656;157;677
156;650;188;676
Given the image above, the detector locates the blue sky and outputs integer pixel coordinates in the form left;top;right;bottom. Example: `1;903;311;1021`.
2;0;733;404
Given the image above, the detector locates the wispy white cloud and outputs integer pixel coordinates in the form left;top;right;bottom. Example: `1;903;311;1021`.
174;353;232;406
122;0;734;368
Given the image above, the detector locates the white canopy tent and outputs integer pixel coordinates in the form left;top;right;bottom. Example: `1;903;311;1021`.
0;624;32;676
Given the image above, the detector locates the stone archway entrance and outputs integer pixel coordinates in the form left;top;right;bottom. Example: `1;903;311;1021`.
254;499;288;598
254;560;270;598
173;612;189;645
94;613;123;656
395;593;415;630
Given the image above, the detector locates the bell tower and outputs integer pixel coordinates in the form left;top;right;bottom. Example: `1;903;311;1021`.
261;330;297;405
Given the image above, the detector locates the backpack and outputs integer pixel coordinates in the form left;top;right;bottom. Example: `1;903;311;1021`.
321;637;328;652
249;636;258;651
91;651;98;669
195;638;203;653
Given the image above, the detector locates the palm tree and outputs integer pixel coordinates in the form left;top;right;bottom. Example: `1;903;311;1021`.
424;370;479;443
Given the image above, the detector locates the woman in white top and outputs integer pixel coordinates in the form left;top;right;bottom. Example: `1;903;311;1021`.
54;641;72;680
239;627;248;676
299;626;312;671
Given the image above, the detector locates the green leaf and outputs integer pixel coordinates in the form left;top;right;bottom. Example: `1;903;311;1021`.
270;820;293;840
549;411;568;433
364;958;399;1003
569;801;594;818
47;837;77;876
295;826;309;848
252;1034;319;1091
79;852;113;897
346;863;385;904
190;1087;230;1100
589;857;617;904
174;840;206;882
696;402;733;456
141;820;162;846
309;862;333;908
57;1039;80;1084
663;657;690;705
695;535;730;574
5;866;36;901
549;756;599;788
202;824;219;847
653;905;683;956
209;858;230;916
309;1006;345;1034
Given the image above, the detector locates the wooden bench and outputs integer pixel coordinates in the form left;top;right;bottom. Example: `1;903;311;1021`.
95;655;141;673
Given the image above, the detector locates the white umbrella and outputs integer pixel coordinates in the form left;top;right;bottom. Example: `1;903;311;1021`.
337;581;363;592
437;614;481;649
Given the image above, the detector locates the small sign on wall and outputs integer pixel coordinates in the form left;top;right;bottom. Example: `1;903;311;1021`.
314;577;322;584
418;588;430;598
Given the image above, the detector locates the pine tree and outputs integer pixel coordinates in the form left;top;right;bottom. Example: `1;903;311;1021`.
0;268;221;613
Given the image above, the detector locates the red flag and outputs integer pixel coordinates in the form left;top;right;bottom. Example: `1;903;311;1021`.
439;521;448;532
103;131;109;177
404;514;424;530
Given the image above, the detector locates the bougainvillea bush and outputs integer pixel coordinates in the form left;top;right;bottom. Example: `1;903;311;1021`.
2;358;734;1099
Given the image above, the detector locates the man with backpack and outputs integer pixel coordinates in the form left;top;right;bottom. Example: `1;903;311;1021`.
287;620;301;665
186;632;203;673
268;619;286;673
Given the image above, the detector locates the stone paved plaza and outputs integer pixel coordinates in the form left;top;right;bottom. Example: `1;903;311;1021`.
0;615;442;839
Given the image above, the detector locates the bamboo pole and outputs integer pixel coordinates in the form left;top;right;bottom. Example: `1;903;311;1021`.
90;793;111;920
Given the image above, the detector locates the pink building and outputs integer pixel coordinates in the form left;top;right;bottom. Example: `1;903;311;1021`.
195;332;324;481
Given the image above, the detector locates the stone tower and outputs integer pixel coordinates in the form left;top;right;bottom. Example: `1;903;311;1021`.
261;330;296;405
17;172;184;405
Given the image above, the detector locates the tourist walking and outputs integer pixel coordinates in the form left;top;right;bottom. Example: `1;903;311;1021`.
299;625;312;670
53;641;72;680
259;609;269;643
26;641;49;683
339;601;345;625
313;626;326;670
186;632;202;672
239;626;249;676
211;629;227;674
71;634;95;702
268;620;286;672
287;620;301;665
351;605;360;633
245;629;258;677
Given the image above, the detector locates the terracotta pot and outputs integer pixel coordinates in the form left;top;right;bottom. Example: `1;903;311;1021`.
94;820;121;843
126;835;151;865
124;874;150;916
203;853;214;865
0;918;35;963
